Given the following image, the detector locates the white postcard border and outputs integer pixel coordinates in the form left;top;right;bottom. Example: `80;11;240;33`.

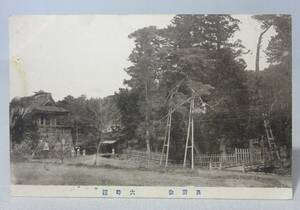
11;185;293;199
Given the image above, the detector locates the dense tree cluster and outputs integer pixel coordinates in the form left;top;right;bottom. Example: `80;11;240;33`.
116;14;292;160
56;95;121;152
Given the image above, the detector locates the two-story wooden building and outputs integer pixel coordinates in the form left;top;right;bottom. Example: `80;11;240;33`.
10;90;73;158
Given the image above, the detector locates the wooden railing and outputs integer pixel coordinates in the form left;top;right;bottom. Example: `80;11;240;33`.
123;149;164;166
123;148;263;169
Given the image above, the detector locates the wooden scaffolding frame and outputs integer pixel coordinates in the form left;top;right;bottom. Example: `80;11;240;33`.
159;109;172;167
183;95;195;169
159;81;181;167
159;80;208;169
263;116;281;161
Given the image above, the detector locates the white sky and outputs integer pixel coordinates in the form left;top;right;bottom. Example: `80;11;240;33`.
9;15;275;101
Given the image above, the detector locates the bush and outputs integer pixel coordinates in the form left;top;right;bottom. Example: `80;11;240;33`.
11;140;33;161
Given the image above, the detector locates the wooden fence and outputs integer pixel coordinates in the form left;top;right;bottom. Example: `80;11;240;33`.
123;148;263;169
196;148;263;168
123;149;162;167
123;149;182;167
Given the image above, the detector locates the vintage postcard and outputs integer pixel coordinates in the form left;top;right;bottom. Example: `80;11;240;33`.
9;15;292;199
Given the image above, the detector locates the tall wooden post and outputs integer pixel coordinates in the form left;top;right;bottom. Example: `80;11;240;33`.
160;109;172;167
183;100;192;167
159;116;169;166
191;98;195;169
183;96;195;169
165;111;172;167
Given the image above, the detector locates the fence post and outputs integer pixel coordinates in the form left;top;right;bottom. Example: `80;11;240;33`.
247;149;250;163
235;148;238;164
242;149;244;163
241;149;243;163
249;140;254;164
242;163;245;173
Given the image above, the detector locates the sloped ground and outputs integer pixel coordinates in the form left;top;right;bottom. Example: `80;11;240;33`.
11;155;292;187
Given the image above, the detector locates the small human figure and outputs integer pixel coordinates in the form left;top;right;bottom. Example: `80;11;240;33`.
200;102;207;114
71;148;75;157
42;141;49;159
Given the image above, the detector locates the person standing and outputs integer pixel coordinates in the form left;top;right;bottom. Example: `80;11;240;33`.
43;140;50;158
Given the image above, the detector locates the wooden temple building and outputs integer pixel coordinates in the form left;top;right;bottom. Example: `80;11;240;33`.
10;90;73;158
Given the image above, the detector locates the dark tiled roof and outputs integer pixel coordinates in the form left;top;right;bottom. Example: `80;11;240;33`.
11;91;70;117
33;106;69;113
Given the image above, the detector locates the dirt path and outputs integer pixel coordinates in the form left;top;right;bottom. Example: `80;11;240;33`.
11;161;292;187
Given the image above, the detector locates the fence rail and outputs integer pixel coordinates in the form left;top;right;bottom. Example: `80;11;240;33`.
123;148;263;169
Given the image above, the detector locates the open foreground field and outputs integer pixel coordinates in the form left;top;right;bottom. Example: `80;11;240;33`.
11;156;292;187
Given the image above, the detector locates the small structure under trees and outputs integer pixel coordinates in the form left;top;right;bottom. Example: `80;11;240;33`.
10;90;73;159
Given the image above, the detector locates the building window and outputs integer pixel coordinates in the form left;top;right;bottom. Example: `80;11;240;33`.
40;116;44;125
52;118;57;126
46;118;50;125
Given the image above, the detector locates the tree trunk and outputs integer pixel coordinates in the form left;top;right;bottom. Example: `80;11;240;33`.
75;123;79;146
255;26;271;74
94;100;103;165
145;81;151;153
94;132;102;166
215;18;221;52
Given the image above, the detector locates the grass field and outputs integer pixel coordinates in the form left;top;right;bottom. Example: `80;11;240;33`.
11;156;292;187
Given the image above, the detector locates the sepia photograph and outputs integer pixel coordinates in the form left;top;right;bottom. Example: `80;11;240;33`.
9;14;292;198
